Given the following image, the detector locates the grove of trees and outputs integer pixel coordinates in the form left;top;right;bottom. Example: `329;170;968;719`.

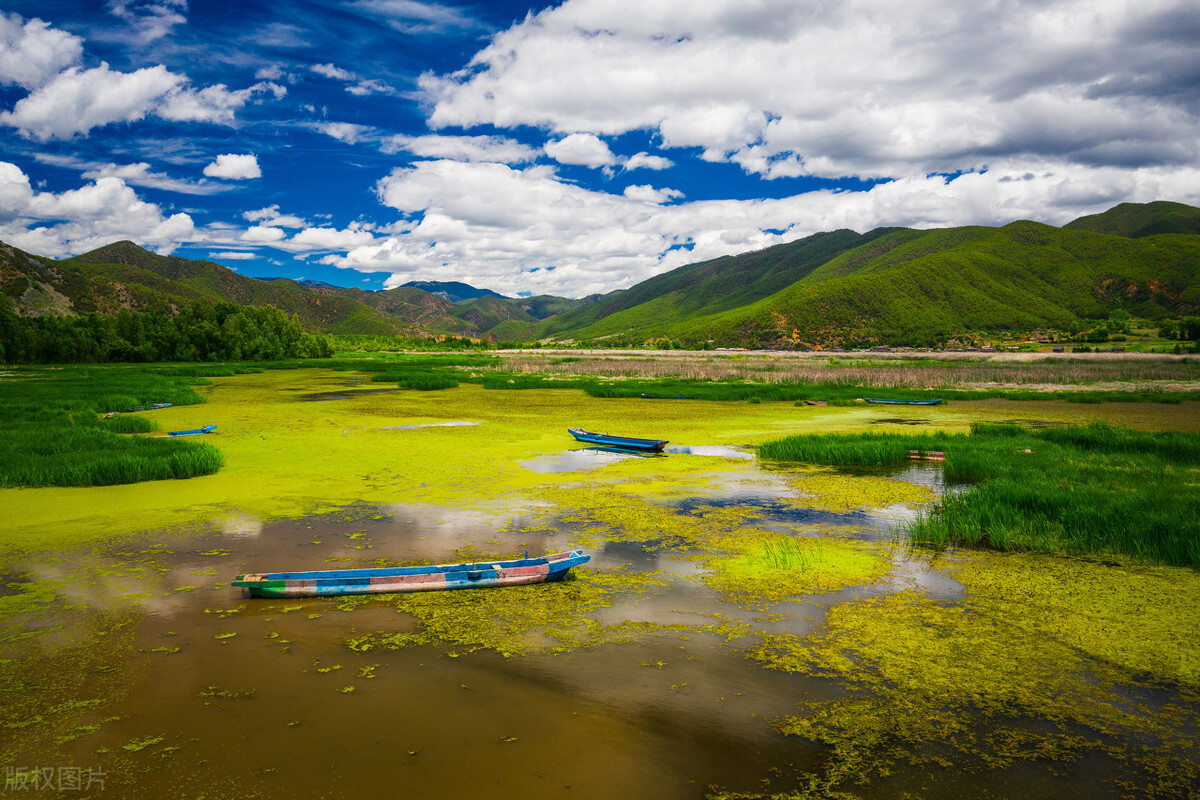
0;299;333;364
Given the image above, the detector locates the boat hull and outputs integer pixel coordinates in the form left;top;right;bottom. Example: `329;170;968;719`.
168;424;217;436
568;428;667;452
864;398;942;406
232;550;589;598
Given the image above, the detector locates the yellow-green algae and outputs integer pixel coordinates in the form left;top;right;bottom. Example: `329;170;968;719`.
1;370;851;553
780;468;935;514
703;534;890;606
744;550;1200;799
342;570;676;657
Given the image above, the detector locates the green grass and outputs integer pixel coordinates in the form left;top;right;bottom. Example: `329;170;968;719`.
754;536;819;571
0;365;224;487
759;422;1200;568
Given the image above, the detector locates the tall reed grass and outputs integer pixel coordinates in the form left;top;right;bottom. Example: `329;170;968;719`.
759;422;1200;569
0;365;224;487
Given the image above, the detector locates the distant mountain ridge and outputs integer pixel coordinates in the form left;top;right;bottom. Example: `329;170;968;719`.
401;280;508;303
533;201;1200;347
0;239;593;341
2;201;1197;347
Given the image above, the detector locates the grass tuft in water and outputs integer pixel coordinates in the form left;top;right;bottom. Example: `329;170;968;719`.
760;422;1200;568
0;366;223;487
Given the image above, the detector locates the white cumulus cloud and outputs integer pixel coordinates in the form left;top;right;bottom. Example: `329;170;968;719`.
422;0;1200;180
241;224;285;243
0;160;194;257
0;61;279;139
625;152;673;171
203;153;261;180
623;184;683;204
382;133;540;163
0;63;181;140
544;133;618;168
0;12;84;90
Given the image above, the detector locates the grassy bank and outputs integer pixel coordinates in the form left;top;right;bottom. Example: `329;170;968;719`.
0;365;225;487
759;422;1200;568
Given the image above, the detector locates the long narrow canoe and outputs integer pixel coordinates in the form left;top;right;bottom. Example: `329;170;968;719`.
568;427;668;452
232;550;590;598
168;424;217;436
864;398;943;406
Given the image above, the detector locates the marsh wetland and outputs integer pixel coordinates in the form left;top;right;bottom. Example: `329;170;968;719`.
2;358;1199;799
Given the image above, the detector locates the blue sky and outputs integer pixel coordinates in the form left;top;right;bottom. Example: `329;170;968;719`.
2;0;1198;298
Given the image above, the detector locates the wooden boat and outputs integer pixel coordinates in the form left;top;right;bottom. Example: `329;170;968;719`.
167;424;217;436
864;398;943;406
568;427;668;452
232;550;590;598
803;400;828;406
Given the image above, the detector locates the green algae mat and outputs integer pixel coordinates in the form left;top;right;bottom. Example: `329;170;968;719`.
1;367;1198;799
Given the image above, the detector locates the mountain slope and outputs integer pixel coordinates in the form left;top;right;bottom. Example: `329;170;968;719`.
536;229;883;338
0;241;416;335
540;206;1200;347
401;280;508;302
1064;201;1200;238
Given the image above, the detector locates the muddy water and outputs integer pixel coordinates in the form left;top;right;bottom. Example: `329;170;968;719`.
5;502;842;799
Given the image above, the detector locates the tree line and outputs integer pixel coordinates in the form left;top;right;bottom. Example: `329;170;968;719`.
0;298;333;364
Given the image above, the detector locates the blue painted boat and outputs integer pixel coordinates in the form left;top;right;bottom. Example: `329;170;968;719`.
168;424;217;436
864;398;943;406
568;427;668;452
232;550;590;598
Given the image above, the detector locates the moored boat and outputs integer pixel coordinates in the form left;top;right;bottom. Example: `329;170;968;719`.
232;550;590;598
168;424;217;436
864;398;943;406
568;427;668;452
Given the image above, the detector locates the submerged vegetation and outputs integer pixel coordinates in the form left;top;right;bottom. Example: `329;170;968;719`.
745;554;1200;799
760;422;1200;568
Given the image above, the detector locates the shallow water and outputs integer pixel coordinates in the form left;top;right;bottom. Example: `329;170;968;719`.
3;372;1198;799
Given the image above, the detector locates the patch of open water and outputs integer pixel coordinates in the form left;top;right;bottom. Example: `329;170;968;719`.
6;505;841;799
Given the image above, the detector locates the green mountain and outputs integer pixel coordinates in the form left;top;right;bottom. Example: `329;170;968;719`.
0;239;595;341
0;240;419;336
401;280;507;302
535;229;887;339
535;203;1200;347
1063;201;1200;238
4;201;1197;348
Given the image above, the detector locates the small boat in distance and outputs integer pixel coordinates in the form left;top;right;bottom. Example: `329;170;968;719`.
864;398;943;406
568;427;668;452
803;400;828;406
232;550;590;598
167;424;217;436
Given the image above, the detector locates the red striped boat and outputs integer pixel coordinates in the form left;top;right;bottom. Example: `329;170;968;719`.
232;550;589;598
